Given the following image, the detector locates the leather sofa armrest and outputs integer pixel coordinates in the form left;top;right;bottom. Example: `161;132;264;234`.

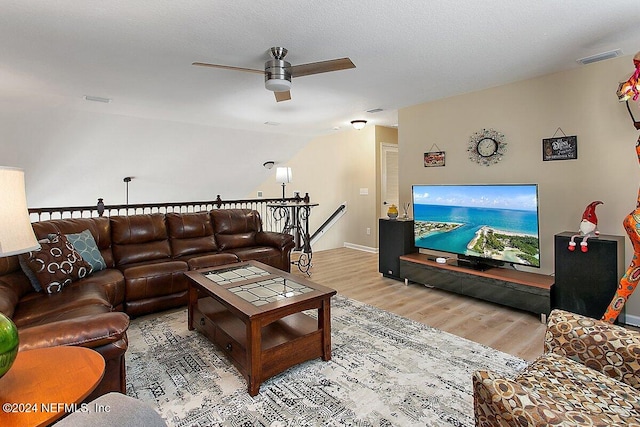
18;311;130;351
473;370;573;426
0;279;20;318
544;308;640;390
255;231;295;250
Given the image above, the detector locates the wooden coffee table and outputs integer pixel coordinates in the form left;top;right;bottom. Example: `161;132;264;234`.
0;346;105;427
186;260;337;396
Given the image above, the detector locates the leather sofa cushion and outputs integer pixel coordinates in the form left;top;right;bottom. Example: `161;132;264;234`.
111;214;171;265
32;217;115;268
226;247;282;264
119;259;188;301
11;282;112;328
0;256;19;276
70;268;126;310
166;212;218;257
182;252;239;270
211;209;261;250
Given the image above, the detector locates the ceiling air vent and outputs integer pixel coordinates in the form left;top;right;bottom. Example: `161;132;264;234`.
366;108;384;114
576;49;623;65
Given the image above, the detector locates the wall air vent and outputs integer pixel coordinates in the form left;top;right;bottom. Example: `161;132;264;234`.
576;49;623;65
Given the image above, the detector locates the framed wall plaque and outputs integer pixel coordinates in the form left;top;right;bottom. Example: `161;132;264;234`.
543;135;577;161
424;151;445;167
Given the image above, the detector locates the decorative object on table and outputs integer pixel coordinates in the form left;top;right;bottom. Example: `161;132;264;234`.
467;128;507;166
0;166;41;377
568;201;603;253
602;52;640;323
0;313;18;378
401;202;410;219
386;204;399;219
424;144;445;167
542;127;578;161
275;167;292;200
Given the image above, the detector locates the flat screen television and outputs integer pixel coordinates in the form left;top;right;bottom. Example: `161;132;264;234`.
411;184;540;269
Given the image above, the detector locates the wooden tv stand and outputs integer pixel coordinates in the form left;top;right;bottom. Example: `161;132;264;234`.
399;253;554;321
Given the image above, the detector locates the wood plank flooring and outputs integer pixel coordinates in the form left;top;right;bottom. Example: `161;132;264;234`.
293;247;547;362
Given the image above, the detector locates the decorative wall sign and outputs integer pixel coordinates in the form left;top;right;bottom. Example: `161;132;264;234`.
468;128;507;166
424;151;445;167
543;128;577;161
424;143;445;167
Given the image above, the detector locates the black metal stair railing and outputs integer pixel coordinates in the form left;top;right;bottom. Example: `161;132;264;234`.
28;193;311;234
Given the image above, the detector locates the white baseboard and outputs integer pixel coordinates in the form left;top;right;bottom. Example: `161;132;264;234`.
623;313;639;327
343;242;378;253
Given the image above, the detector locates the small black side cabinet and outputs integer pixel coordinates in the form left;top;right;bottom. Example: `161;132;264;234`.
379;218;415;280
553;231;625;320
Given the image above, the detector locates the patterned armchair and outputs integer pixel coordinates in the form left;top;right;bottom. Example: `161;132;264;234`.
473;309;640;426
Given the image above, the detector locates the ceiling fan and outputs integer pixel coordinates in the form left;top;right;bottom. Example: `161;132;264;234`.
192;47;355;102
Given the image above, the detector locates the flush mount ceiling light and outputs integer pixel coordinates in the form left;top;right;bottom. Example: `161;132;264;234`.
263;161;275;169
351;120;367;130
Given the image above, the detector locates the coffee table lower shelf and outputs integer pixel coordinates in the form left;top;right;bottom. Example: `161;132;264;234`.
190;297;325;395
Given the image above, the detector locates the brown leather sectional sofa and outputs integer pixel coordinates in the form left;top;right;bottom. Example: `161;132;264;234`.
0;209;295;401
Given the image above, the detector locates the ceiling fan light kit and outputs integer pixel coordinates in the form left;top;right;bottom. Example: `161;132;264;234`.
264;48;292;92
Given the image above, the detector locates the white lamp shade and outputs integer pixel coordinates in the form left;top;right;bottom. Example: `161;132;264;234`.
275;167;292;184
0;167;40;257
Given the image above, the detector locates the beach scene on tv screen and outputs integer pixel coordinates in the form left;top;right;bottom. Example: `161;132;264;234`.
413;185;540;267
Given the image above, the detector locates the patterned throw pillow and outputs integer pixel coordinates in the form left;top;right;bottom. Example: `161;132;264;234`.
18;254;43;292
25;234;91;294
64;229;107;273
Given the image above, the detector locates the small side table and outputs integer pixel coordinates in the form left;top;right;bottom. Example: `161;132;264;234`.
268;202;318;275
0;346;105;427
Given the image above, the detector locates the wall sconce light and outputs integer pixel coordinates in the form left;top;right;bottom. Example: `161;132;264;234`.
263;161;275;169
351;120;367;130
275;167;292;200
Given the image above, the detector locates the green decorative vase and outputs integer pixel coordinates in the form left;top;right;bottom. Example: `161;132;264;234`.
0;313;19;378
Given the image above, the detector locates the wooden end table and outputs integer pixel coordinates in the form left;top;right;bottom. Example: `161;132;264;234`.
0;346;105;427
186;260;337;396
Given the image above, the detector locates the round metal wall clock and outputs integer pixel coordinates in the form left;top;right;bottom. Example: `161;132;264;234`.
468;128;507;166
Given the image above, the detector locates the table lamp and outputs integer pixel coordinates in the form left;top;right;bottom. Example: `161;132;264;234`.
0;166;40;378
276;167;292;200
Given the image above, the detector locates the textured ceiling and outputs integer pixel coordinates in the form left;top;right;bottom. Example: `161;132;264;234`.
2;0;640;136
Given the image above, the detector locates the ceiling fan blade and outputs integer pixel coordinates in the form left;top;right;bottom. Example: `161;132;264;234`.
274;91;291;102
290;57;355;78
191;62;263;74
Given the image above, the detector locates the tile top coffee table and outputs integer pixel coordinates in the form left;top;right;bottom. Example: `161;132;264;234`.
186;260;337;396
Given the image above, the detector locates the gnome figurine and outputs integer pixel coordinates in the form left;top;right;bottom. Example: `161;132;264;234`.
568;201;603;252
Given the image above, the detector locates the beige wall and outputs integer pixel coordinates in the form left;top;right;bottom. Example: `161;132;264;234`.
399;55;640;321
252;125;379;252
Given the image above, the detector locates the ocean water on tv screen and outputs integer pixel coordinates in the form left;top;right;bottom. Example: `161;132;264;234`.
414;204;540;267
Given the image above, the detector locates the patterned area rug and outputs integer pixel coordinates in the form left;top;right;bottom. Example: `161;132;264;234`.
126;295;526;426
